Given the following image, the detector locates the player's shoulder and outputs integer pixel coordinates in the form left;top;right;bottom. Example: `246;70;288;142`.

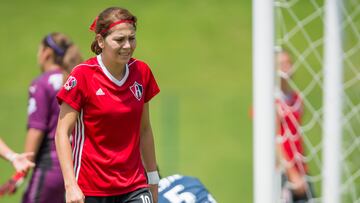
159;174;217;203
31;70;61;86
160;174;183;182
128;58;151;71
160;174;202;188
28;71;63;94
71;56;100;74
178;175;203;185
175;174;197;181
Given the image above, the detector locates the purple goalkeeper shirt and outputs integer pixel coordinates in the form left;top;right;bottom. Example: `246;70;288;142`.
27;69;63;165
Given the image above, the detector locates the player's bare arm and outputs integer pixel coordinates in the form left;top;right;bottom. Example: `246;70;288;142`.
0;138;34;173
140;103;159;203
55;102;84;203
24;128;44;162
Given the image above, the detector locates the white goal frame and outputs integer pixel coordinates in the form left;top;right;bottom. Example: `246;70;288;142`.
252;0;343;203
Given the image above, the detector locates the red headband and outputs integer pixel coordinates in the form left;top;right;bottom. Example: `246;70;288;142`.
89;16;98;32
89;17;134;34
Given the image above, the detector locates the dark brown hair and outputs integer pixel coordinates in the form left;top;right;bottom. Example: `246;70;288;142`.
91;7;137;55
42;32;83;73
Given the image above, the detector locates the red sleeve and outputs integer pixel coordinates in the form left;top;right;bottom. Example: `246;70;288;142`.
56;67;87;112
144;66;160;103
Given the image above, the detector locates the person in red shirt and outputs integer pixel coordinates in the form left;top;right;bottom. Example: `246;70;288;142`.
275;49;315;202
55;7;160;203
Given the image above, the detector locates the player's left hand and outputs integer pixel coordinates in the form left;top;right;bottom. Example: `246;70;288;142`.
12;152;35;173
149;184;158;203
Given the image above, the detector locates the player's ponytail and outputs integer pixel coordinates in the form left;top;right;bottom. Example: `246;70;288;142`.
63;45;83;73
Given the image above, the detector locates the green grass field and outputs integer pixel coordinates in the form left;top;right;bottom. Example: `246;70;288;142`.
0;0;252;202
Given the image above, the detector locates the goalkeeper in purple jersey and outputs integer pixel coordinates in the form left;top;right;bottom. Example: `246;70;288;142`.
20;32;82;203
159;174;217;203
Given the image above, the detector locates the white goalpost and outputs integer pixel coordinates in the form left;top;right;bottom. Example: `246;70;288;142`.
322;0;343;202
253;0;360;202
253;0;276;203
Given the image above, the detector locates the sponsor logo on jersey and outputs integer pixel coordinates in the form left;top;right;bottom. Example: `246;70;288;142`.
96;88;105;96
64;76;77;91
130;81;143;101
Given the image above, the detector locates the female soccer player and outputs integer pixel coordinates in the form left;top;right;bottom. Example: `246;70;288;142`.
276;49;315;202
22;32;82;203
0;138;34;173
55;7;160;203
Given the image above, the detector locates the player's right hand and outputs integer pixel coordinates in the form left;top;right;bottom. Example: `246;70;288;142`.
65;184;85;203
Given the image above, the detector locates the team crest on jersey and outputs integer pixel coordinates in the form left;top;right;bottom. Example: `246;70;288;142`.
130;81;143;101
64;76;77;91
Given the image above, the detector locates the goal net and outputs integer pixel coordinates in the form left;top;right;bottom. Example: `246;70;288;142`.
274;0;360;202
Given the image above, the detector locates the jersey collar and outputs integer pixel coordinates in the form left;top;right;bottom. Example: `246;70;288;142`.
97;54;129;87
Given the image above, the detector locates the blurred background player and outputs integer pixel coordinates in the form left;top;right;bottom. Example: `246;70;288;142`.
158;173;217;203
0;138;34;173
21;32;82;203
275;49;315;203
56;7;160;203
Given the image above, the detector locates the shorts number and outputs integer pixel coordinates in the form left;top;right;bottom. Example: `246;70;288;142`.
140;194;151;203
164;185;196;203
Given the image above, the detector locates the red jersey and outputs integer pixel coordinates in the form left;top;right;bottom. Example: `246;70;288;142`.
276;91;307;173
57;55;160;196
